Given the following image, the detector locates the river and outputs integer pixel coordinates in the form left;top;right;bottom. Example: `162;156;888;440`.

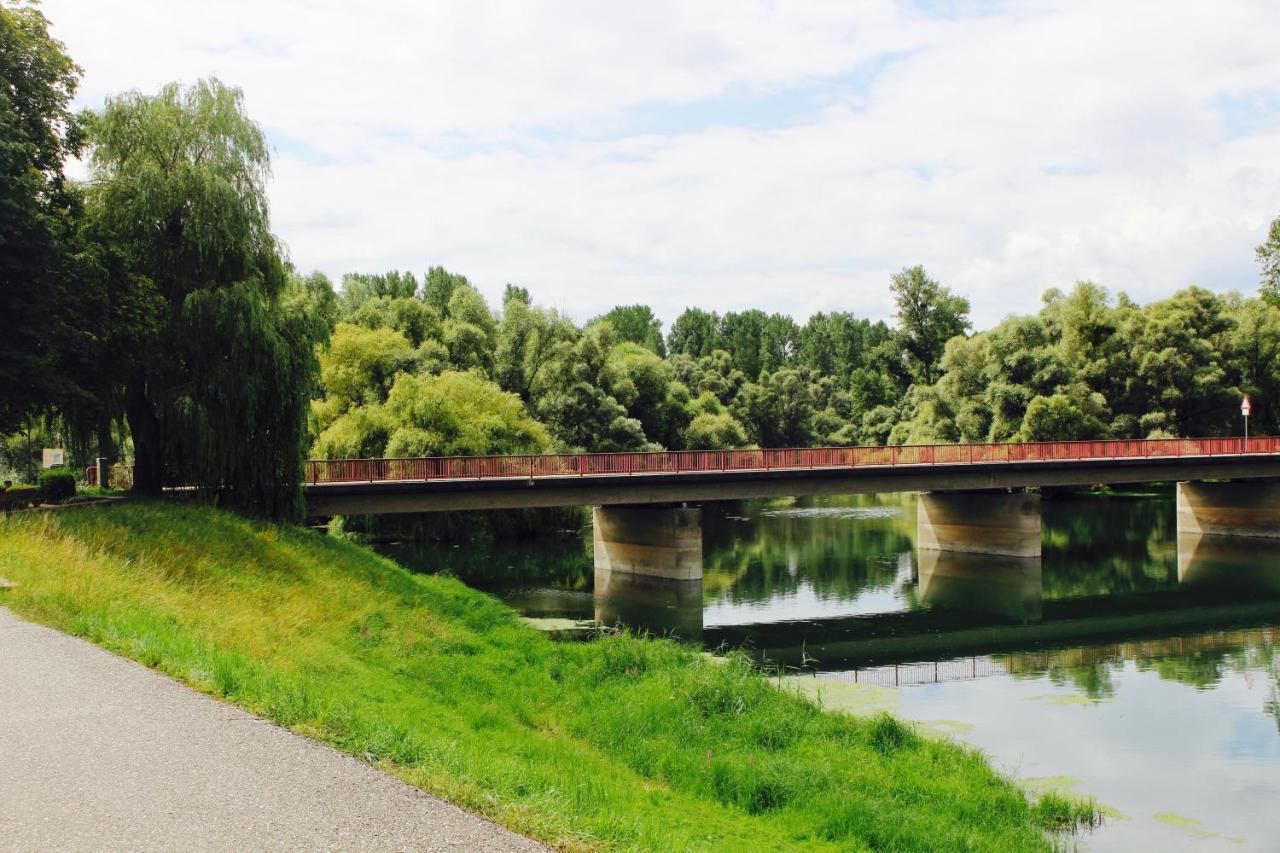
380;491;1280;850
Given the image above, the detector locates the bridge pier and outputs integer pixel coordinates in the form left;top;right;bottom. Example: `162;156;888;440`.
1176;481;1280;539
916;491;1041;558
592;505;702;581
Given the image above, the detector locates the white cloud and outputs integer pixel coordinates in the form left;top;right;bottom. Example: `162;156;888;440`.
44;0;1280;328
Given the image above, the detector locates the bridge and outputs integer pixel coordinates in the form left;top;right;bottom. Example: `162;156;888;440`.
91;436;1280;583
300;436;1280;585
304;436;1280;513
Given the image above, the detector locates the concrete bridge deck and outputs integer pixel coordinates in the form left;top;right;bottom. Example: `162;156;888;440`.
303;437;1280;515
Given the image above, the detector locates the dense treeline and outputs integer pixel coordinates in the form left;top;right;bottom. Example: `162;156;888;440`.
308;265;1280;474
6;0;1280;525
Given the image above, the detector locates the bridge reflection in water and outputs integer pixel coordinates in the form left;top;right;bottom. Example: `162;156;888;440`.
814;626;1278;689
594;567;704;639
703;529;1280;672
377;494;1280;852
379;494;1280;677
916;550;1043;623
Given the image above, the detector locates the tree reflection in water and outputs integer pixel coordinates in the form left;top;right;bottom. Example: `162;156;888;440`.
377;492;1280;720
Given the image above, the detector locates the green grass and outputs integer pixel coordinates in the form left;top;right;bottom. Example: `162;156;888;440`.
75;485;130;498
0;502;1086;850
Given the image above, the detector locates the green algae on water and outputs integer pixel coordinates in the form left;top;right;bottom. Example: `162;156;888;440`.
1022;775;1128;822
782;676;899;716
915;718;975;737
1153;812;1245;844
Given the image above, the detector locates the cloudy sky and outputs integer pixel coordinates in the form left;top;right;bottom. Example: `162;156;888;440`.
46;0;1280;328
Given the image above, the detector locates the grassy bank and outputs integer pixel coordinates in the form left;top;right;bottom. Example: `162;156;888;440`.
0;502;1085;850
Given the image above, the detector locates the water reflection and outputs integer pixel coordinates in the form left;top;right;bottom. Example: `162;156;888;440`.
594;568;702;640
917;550;1042;623
1039;494;1176;598
380;495;1280;660
378;535;594;622
379;492;1280;851
701;496;914;612
1178;533;1280;595
878;624;1280;851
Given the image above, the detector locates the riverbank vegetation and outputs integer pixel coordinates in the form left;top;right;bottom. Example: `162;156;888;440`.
0;501;1093;850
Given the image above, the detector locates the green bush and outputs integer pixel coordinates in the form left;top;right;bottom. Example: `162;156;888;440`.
0;483;41;511
37;467;76;503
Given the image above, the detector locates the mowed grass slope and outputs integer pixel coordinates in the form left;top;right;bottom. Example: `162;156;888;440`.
0;502;1071;850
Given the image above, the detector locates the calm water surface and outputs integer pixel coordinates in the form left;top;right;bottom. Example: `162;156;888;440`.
381;492;1280;851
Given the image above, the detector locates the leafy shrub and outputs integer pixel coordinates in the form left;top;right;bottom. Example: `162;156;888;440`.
37;467;76;503
0;483;41;510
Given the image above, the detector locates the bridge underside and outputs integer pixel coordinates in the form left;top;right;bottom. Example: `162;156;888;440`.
305;455;1280;516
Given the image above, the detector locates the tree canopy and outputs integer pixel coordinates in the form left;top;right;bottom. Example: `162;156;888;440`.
1257;215;1280;307
308;260;1280;471
0;2;96;434
889;265;971;386
85;78;321;518
591;304;667;355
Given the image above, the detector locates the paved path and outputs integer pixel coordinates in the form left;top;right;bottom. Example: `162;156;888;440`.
0;609;547;852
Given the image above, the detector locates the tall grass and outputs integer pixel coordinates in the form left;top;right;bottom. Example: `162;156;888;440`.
0;502;1082;850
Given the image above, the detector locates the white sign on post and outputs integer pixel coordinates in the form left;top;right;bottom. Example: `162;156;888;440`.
1242;395;1252;451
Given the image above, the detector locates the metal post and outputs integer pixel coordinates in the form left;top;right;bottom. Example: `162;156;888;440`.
1241;395;1252;453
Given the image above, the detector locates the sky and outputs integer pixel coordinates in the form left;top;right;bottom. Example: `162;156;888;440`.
45;0;1280;328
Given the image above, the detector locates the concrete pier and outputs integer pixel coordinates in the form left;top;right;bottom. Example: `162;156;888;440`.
916;491;1042;558
592;505;703;581
1176;481;1280;539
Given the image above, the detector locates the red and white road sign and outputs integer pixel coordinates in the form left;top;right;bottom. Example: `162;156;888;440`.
1242;395;1252;416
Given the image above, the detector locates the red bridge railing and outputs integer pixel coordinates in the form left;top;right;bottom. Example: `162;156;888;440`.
303;435;1280;485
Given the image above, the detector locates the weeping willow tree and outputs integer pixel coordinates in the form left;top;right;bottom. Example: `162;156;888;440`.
86;79;319;520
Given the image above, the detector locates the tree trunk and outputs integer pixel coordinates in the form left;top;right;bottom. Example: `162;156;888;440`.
126;373;163;496
94;418;116;489
95;419;115;463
